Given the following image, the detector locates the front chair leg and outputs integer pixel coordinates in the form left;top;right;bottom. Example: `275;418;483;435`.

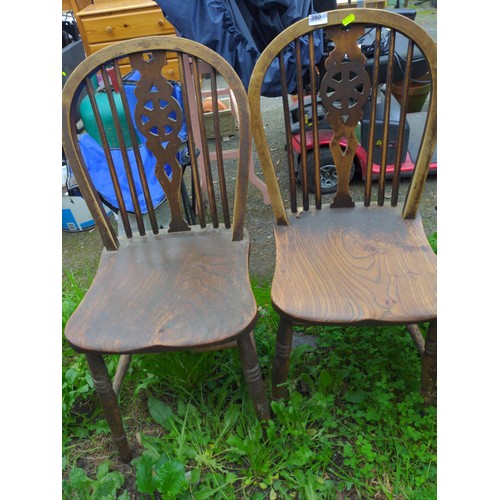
86;353;133;463
271;317;294;401
420;319;437;406
237;332;271;421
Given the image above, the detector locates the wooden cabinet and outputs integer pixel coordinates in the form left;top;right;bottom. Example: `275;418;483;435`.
336;0;387;8
337;0;387;9
74;0;179;78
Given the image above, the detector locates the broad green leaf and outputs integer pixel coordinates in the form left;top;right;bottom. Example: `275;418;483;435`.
68;467;92;492
227;435;250;455
318;369;333;394
64;367;79;385
154;459;187;498
133;454;156;496
286;446;313;467
225;472;238;484
304;475;317;500
251;493;265;500
428;232;437;253
91;471;124;500
186;468;201;485
96;463;109;481
221;404;241;433
344;390;367;404
290;343;309;365
148;397;174;430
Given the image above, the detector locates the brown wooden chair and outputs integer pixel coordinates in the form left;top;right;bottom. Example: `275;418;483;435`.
248;9;437;404
62;36;270;463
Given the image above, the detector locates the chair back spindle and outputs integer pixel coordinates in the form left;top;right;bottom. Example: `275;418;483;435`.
249;7;438;414
62;37;271;464
63;37;252;249
248;9;437;224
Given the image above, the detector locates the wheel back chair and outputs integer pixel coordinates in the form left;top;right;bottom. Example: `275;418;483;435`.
62;36;270;463
248;9;437;404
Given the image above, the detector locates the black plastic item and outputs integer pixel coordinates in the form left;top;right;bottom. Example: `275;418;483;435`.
313;0;337;11
62;39;86;88
313;1;415;15
360;93;410;166
361;30;430;82
287;92;410;167
392;8;417;20
62;30;72;48
62;20;79;44
289;96;330;136
177;146;200;225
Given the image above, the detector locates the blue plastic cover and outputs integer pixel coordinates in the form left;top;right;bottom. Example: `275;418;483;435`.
78;73;188;213
153;0;324;97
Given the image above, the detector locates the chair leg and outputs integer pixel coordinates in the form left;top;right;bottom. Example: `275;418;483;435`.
271;317;294;401
420;319;437;406
86;354;133;463
237;332;271;421
112;354;132;396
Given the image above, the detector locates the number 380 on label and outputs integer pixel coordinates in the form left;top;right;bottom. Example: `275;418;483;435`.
308;12;328;26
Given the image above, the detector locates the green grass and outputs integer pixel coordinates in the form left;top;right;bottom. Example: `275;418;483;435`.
62;237;437;499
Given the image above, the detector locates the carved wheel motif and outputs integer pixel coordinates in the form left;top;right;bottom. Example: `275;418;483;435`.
320;61;370;127
319;25;370;208
130;51;189;232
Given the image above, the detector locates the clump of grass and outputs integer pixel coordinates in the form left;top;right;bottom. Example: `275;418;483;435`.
428;231;437;253
62;271;437;498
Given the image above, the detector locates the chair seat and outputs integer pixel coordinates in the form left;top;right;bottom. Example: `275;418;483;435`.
65;228;257;354
271;204;437;325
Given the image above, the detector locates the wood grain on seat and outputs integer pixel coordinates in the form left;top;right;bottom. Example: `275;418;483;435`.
62;36;271;462
272;204;436;325
248;8;438;405
66;228;257;354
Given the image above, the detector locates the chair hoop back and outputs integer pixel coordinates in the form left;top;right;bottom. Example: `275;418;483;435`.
63;36;252;249
248;9;437;225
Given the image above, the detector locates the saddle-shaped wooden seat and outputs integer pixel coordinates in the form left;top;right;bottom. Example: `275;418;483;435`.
272;204;436;325
248;9;437;404
62;36;270;462
66;228;256;353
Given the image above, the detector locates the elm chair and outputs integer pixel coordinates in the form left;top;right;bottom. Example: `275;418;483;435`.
248;9;437;404
62;36;270;463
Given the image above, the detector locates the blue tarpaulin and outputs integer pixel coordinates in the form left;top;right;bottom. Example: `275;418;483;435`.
78;73;188;213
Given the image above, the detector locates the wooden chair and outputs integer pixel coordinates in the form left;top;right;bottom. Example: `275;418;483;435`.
248;9;437;404
62;36;270;463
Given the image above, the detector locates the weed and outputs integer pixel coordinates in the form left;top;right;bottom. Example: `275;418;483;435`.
62;462;128;499
62;271;437;498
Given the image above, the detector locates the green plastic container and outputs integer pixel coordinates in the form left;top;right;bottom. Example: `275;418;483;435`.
79;92;141;148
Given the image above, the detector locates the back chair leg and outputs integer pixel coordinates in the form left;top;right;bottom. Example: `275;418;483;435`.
237;332;271;421
86;353;133;463
420;319;437;406
271;317;294;401
112;354;132;396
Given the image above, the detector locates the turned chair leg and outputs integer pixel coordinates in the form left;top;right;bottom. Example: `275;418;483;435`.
237;332;271;421
271;317;294;401
420;319;437;406
86;353;133;463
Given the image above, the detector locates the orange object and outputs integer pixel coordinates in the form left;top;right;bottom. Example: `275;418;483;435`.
203;97;229;113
